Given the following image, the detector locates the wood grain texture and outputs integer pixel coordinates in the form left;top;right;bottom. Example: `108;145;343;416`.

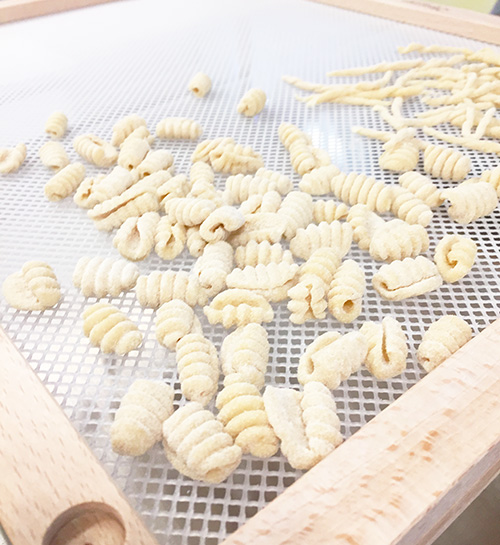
0;0;120;24
309;0;500;45
223;319;500;545
0;327;159;545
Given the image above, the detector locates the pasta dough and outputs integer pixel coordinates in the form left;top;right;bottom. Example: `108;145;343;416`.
188;72;212;98
136;271;208;308
289;220;353;260
330;171;394;213
276;191;314;240
369;219;429;262
74;134;118;167
423;144;470;181
434;234;477;283
237;88;267;117
45;111;68;139
398;171;444;208
186;226;208;257
441;181;498;224
39;141;69;171
0;143;26;174
44;162;86;202
154;217;186;260
192;241;234;296
234;240;294;268
113;212;160;261
155;299;202;350
327;259;366;323
156;118;203;140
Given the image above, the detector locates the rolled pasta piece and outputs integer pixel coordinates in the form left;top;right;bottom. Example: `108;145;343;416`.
192;137;234;163
157;174;188;205
154;216;186;260
73;174;107;209
288;140;331;177
234;240;294;268
346;204;385;250
369;219;429;262
209;144;264;175
372;255;442;301
190;161;214;185
239;191;282;215
313;200;350;223
327;259;366;323
156;118;203;140
0;143;26;174
45;111;68;139
398;171;444;208
186;226;208;257
289;221;353;260
111;380;174;456
254;168;292;194
434;234;477;283
111;114;147;147
192;241;234;296
120;126;154;147
199;206;245;243
299;165;341;194
378;130;420;173
360;317;408;379
417;315;472;372
188;72;212;98
390;186;433;227
113;212;160;261
278;122;311;149
479;166;500;196
44;162;86;202
223;174;281;204
136;149;174;178
39;141;69;171
441;181;498;224
237;88;266;117
118;136;150;171
136;271;208;309
79;166;137;208
423;144;470;181
82;302;143;355
330;171;393;213
155;299;202;350
166;197;217;227
276;191;314;240
228;212;287;247
74;134;118;167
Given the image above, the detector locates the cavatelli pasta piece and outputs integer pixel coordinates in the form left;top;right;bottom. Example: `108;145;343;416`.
330;172;393;213
390;186;433;227
209;144;264;175
278;122;311;149
479;166;500;196
216;373;279;457
73;174;107;209
45;111;68;139
398;171;444;208
118;136;150;171
74;134;118;167
155;300;202;350
228;212;287;246
113;212;160;261
423;144;470;182
111;114;147;147
136;271;208;309
237;88;266;117
44;162;86;201
417;315;472;372
372;256;442;301
313;200;350;223
0;143;26;174
234;240;294;268
155;216;186;260
276;191;314;240
204;289;274;328
176;333;220;405
192;241;234;296
166;197;217;227
199;206;245;243
90;166;138;205
157;174;188;205
327;259;366;323
121;126;154;147
136;149;174;179
190;161;214;188
369;219;429;262
378;130;420;173
289;221;353;260
434;234;477;283
360;317;408;379
442;181;498;224
299;165;341;194
223;175;279;205
220;324;269;389
191;137;235;163
82;302;143;355
73;256;139;298
254;168;292;194
2;261;61;311
162;402;242;483
39;141;69;171
297;331;367;389
288;140;331;177
239;191;282;216
186;226;208;257
189;72;212;98
346;204;385;250
188;179;223;205
111;380;174;456
156;118;203;140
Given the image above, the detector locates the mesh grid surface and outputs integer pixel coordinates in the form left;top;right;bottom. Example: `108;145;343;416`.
1;1;499;543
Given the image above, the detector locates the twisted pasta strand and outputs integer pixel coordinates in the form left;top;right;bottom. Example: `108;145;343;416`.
111;114;147;147
234;240;294;268
188;72;212;98
204;289;274;328
166;197;217;227
155;299;202;350
313;200;350;223
74;134;118;167
277;191;314;240
346;204;385;250
0;143;26;173
136;149;174;178
39;141;69;171
299;165;341;194
199;206;245;243
118;136;150;170
390;186;433;226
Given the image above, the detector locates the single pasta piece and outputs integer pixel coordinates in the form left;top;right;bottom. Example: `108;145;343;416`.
263;382;343;470
111;114;147;147
82;302;143;355
254;168;292;193
0;143;26;174
239;191;282;215
223;174;288;204
190;161;214;185
234;240;294;268
372;255;442;301
74;134;118;167
154;216;186;260
156;300;202;350
191;137;234;163
166;197;217;227
442;181;498;224
157;174;188;205
39;141;69;171
188;72;212;98
45;111;68;139
417;315;472;372
188;179;223;206
398;171;444;208
199;206;245;243
390;186;433;226
360;317;408;379
330;171;393;213
73;174;107;209
176;333;220;405
209;144;264;175
228;212;287;247
278;122;311;149
192;241;234;296
136;271;208;309
369;219;429;262
75;166;137;209
434;234;477;283
203;289;274;328
120;126;154;147
288;140;331;177
237;88;266;117
118;136;150;171
378;129;420;173
276;191;314;240
327;259;366;323
346;204;385;250
112;212;160;261
186;226;208;257
423;144;470;182
299;165;341;195
136;149;174;179
479;166;500;196
73;256;139;298
156;118;203;140
162;402;242;483
313;200;350;223
289;221;353;260
44;162;86;202
297;331;368;389
111;380;174;456
220;324;269;389
2;261;61;311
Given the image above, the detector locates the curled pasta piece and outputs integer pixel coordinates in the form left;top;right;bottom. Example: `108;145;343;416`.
288;140;331;177
45;111;68;139
199;206;245;243
399;171;444;208
234;240;294;268
44;162;86;202
434;234;477;283
299;165;341;194
372;255;442;301
189;72;212;98
479;166;500;196
166;197;217;227
390;186;433;227
192;241;234;296
313;200;350;223
190;161;214;185
136;270;208;309
369;219;429;262
82;302;143;355
176;333;220;406
223;174;281;204
156;300;202;350
39;141;69;171
82;166;138;208
121;126;154;147
209;144;264;175
118;136;150;171
360;317;408;379
136;149;174;178
417;315;472;372
191;137;234;163
278;122;311;149
156;118;203;140
0;143;26;174
113;212;160;261
228;212;287;246
327;259;366;323
111;380;174;456
111;114;147;147
74;134;118;167
378;129;420;173
423;144;470;181
2;261;61;311
237;88;266;117
297;331;367;389
203;289;274;328
442;181;498;224
155;216;186;260
186;226;208;257
254;168;292;194
239;191;282;216
346;204;384;250
157;174;188;205
289;220;353;260
188;179;223;205
73;256;139;298
330;171;393;213
73;174;107;209
162;402;242;483
276;191;314;240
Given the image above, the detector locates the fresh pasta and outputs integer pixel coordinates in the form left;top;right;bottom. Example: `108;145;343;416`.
136;270;208;308
289;221;353;260
209;144;264;175
117;136;150;170
136;149;174;178
479;166;500;196
237;88;267;117
369;219;429;262
234;240;294;268
0;143;26;174
398;171;444;208
192;241;234;296
154;217;187;260
156;118;203;140
155;299;202;350
45;111;68;139
423;144;471;181
434;234;477;283
390;186;433;226
276;191;314;240
327;259;366;323
188;72;212;98
112;212;160;261
228;212;287;247
299;165;341;194
111;114;147;147
239;191;282;215
166;197;217;227
330;171;393;213
199;206;246;243
44;162;86;202
346;204;385;250
73;134;118;167
223;174;287;204
441;181;498;224
39;141;69;171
